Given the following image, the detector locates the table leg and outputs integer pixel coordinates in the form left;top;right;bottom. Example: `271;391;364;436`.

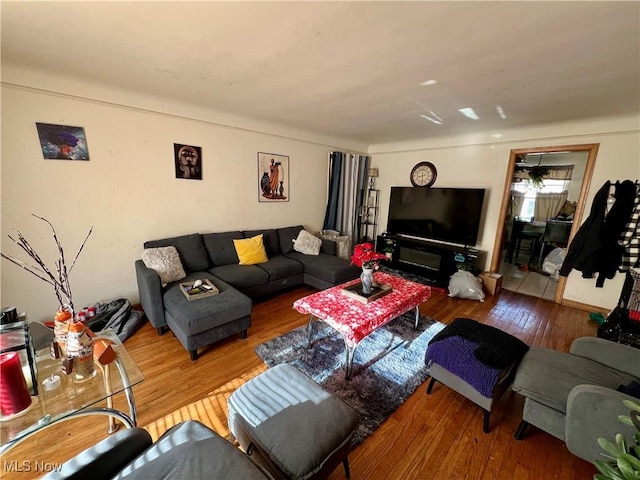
100;363;118;434
414;306;420;329
342;338;358;381
114;357;137;427
307;315;316;349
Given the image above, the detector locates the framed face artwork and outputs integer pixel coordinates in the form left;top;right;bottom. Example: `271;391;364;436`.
35;123;90;161
258;152;289;202
174;144;202;180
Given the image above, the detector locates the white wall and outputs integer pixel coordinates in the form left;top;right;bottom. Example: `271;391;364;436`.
1;84;360;322
2;78;638;321
370;116;639;311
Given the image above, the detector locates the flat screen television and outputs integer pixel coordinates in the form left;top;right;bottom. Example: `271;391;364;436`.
387;187;486;246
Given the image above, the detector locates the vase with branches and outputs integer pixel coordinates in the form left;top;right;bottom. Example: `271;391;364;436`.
1;214;93;315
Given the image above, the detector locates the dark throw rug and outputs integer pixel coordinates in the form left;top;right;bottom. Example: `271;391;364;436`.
255;313;446;447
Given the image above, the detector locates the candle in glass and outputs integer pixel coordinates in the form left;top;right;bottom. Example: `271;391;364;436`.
0;351;32;416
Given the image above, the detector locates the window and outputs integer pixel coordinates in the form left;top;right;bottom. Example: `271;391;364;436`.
512;179;570;219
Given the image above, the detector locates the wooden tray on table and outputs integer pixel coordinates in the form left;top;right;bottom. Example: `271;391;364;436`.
341;282;392;304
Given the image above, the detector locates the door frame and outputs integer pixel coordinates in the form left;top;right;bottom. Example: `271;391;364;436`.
489;143;599;303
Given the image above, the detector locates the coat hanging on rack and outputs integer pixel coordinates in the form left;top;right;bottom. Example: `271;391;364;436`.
598;180;637;286
619;181;640;271
559;180;637;287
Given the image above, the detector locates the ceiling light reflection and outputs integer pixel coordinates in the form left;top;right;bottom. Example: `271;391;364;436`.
458;107;479;120
420;113;443;125
420;79;438;86
496;105;507;119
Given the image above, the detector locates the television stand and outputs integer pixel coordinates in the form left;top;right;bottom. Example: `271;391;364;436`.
376;234;485;288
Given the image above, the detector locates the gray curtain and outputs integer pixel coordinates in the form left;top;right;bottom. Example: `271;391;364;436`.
323;151;370;246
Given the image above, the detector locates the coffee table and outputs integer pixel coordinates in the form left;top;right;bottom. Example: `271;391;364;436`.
293;272;431;379
0;328;144;453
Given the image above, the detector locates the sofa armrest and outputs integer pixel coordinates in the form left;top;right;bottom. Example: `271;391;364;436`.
42;427;152;480
566;384;638;463
135;260;166;329
570;337;640;377
320;238;337;256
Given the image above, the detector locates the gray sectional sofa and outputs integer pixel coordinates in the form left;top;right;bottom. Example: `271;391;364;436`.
135;225;359;359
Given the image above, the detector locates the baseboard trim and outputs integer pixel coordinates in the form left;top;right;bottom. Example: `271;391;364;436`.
560;298;608;313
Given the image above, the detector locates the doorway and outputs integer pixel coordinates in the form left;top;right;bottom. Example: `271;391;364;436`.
490;143;599;303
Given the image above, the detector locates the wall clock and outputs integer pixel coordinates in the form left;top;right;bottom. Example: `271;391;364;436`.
410;161;437;187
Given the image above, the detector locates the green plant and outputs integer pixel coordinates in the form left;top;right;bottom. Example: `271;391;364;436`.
527;165;550;189
594;398;640;479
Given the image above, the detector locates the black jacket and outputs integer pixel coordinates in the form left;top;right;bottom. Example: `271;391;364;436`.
559;182;609;280
559;180;636;287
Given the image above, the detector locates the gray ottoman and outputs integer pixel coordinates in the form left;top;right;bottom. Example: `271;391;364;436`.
163;274;252;360
425;318;529;433
228;364;358;480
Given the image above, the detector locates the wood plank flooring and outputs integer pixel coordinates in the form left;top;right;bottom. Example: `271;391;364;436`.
1;287;599;479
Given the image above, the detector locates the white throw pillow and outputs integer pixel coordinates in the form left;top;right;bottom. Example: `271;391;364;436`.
292;230;322;256
141;246;186;286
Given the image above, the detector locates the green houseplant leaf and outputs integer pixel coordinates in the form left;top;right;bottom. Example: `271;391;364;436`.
595;400;640;479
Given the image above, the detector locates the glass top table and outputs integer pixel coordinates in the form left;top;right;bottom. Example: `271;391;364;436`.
0;328;144;453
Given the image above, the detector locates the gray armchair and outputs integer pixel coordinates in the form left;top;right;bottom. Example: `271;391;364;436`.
42;421;273;480
512;337;640;462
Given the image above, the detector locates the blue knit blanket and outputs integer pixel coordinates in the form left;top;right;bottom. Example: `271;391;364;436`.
425;318;530;398
425;336;501;398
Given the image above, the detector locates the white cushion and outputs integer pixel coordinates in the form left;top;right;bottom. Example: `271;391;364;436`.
292;230;322;255
141;246;186;286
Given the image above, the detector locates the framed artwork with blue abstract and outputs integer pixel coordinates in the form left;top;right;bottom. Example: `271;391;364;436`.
35;123;90;161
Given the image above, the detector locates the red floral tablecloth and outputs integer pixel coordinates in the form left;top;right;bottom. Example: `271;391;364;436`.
293;272;431;346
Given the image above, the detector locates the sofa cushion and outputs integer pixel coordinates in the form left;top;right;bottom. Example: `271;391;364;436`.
144;234;209;273
244;229;280;257
202;231;243;266
234;234;269;265
293;230;322;255
286;252;360;285
320;238;338;256
209;264;269;290
256;255;304;281
513;346;639;413
277;225;304;255
141;246;186;286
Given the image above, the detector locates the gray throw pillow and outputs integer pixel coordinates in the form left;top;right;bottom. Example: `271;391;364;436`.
141;246;186;286
293;230;322;255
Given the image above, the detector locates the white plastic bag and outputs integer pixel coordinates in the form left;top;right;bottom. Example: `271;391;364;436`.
448;270;485;302
542;247;566;281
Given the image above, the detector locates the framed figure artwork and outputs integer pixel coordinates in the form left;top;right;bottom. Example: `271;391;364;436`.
35;123;90;161
174;144;202;180
258;152;289;202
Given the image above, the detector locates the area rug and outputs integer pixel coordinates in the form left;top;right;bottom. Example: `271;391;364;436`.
255;313;446;447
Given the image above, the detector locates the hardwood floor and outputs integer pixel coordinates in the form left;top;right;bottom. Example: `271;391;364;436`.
1;287;599;479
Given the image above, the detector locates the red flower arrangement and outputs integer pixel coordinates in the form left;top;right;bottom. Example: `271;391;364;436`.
351;242;386;269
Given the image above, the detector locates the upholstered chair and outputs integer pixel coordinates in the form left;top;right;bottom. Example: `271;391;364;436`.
512;337;640;462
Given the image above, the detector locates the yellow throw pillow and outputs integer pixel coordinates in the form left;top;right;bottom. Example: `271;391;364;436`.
233;234;269;265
